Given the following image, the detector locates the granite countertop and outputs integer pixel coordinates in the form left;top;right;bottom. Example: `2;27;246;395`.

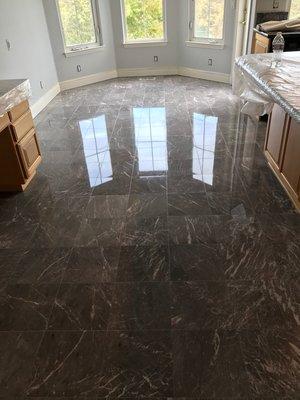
0;79;31;116
235;52;300;123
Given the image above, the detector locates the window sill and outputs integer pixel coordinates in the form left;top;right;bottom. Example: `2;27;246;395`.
185;40;224;50
63;46;105;58
122;41;168;48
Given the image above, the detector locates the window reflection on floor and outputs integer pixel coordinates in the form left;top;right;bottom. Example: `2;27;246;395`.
133;107;168;176
193;113;218;185
79;115;112;187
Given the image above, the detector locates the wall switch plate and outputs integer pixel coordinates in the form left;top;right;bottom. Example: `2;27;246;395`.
154;56;158;62
77;65;82;72
208;58;213;66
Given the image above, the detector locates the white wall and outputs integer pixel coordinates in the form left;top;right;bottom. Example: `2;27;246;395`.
0;0;58;105
256;0;290;12
43;0;236;80
178;0;236;75
110;0;180;70
43;0;117;82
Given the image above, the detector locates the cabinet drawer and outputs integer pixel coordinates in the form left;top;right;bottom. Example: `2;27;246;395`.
17;129;41;178
8;100;30;122
0;113;10;131
11;110;34;142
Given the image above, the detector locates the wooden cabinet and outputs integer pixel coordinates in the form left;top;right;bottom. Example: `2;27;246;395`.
17;129;41;178
265;104;287;165
252;30;300;54
8;100;30;122
281;118;300;196
0;101;42;191
252;32;270;54
265;106;300;210
11;110;34;142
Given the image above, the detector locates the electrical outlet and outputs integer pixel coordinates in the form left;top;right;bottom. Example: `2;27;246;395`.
208;58;213;66
5;39;11;51
39;81;44;89
154;56;158;62
77;65;82;72
273;1;279;9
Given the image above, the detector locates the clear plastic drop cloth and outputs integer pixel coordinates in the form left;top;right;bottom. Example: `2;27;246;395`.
234;52;300;123
0;79;31;117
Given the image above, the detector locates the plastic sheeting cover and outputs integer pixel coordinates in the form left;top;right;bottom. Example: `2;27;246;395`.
0;79;31;117
234;52;300;123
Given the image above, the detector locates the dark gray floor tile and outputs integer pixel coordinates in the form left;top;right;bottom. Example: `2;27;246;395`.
26;331;106;397
0;331;43;397
49;284;112;331
168;193;212;216
127;193;167;218
117;245;169;282
170;281;232;330
172;330;249;398
108;282;171;330
98;330;173;398
170;244;224;281
63;247;120;283
0;284;58;330
123;217;168;246
239;328;300;399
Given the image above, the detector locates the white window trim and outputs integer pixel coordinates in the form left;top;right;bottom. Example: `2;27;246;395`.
120;0;168;46
188;0;226;48
55;0;103;56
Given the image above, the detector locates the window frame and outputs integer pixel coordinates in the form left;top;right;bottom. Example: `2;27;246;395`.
120;0;167;46
187;0;226;48
55;0;103;55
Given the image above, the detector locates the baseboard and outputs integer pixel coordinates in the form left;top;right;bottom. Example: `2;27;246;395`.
30;83;60;118
56;66;230;95
117;66;179;77
60;70;118;91
178;67;230;84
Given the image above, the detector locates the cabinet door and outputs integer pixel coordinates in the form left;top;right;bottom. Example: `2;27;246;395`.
281;118;300;196
17;129;42;178
265;104;287;166
253;33;270;54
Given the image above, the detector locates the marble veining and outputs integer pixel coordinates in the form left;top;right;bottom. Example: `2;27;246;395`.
0;76;299;399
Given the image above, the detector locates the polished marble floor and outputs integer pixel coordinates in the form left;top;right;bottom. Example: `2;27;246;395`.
0;76;299;399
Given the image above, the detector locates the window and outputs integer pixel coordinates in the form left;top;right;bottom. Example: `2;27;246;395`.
192;113;218;185
189;0;226;46
79;115;112;187
121;0;166;44
133;107;167;175
56;0;102;53
289;0;300;19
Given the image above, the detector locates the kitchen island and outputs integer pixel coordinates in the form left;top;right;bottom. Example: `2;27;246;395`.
235;52;300;211
0;79;41;191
